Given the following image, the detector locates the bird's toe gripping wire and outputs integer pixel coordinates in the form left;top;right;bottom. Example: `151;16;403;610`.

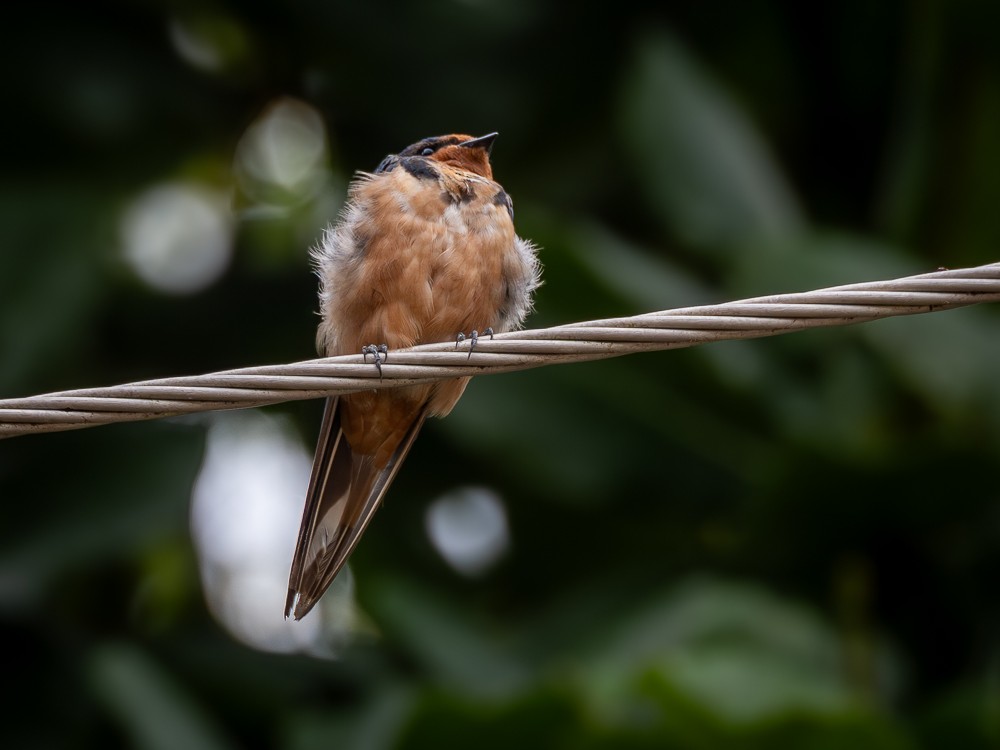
361;344;389;378
455;327;494;359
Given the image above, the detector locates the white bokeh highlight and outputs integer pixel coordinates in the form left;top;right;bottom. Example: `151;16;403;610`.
120;182;233;294
235;98;329;204
168;18;227;72
425;486;511;577
190;410;366;656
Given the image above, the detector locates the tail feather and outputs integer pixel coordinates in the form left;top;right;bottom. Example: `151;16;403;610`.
286;396;426;620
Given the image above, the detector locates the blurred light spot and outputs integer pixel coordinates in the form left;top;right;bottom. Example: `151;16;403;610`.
235;98;330;206
168;14;251;73
120;182;233;294
190;411;367;656
425;487;510;576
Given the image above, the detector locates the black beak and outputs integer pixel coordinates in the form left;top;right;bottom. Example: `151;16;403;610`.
460;132;498;154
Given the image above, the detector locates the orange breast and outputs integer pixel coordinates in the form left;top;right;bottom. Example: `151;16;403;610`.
322;166;519;435
331;167;517;354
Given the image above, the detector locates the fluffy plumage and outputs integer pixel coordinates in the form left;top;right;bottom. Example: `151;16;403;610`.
286;133;540;619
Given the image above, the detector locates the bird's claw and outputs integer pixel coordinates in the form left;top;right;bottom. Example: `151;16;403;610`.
362;344;388;378
455;327;495;359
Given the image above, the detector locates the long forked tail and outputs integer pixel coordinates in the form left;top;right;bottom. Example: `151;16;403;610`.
285;396;426;620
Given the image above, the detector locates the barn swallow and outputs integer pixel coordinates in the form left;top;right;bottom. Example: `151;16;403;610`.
286;133;541;619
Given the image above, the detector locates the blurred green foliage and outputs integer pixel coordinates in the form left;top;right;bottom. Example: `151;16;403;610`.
3;1;1000;748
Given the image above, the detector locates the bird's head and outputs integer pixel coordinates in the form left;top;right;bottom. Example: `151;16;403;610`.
383;132;498;179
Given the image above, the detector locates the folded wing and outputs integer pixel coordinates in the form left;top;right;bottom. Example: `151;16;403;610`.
285;396;427;620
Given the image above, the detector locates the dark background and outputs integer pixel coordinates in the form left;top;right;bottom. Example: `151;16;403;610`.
2;1;1000;747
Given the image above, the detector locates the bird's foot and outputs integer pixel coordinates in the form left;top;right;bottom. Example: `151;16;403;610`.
362;344;388;378
455;327;494;359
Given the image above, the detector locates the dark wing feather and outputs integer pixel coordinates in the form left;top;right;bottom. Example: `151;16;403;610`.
285;396;427;620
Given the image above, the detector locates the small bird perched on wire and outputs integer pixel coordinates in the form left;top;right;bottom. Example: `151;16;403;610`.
286;132;541;619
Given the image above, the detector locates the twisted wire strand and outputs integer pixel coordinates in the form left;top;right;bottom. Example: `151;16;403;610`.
3;262;999;438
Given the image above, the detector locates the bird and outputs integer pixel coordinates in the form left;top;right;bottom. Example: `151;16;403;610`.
285;132;541;620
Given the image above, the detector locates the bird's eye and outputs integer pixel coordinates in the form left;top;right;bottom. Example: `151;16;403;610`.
421;147;434;156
